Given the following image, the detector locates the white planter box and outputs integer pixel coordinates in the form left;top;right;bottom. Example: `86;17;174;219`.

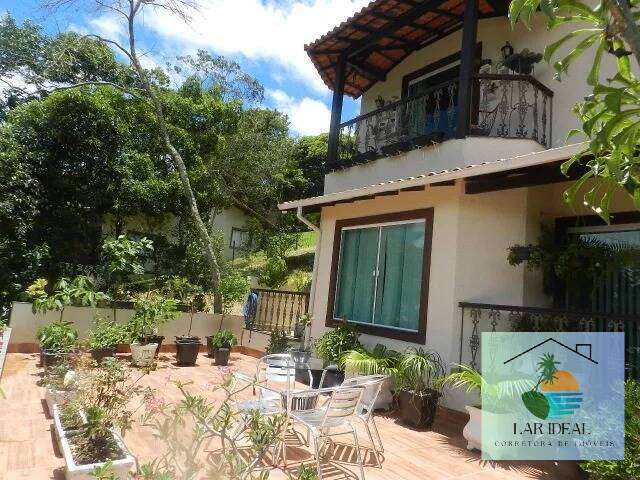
54;405;134;479
52;404;83;451
60;425;134;480
45;387;75;417
130;342;157;367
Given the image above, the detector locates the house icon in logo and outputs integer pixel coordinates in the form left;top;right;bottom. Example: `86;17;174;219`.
503;338;598;420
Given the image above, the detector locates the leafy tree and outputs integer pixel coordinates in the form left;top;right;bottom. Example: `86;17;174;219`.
510;0;640;220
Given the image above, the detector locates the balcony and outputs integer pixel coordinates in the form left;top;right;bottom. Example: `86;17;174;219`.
336;73;553;168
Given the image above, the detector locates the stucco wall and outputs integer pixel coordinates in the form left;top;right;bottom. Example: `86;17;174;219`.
309;181;637;410
360;15;623;148
8;302;269;352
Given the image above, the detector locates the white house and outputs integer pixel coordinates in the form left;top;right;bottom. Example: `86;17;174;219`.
279;0;639;411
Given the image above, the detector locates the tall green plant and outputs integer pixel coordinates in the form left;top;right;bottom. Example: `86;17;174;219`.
509;0;640;220
394;348;445;395
126;292;178;343
314;322;362;366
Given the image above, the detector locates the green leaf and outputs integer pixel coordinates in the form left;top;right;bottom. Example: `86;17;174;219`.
586;40;605;86
543;29;600;64
522;390;550;419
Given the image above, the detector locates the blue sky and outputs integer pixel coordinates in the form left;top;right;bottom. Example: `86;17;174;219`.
1;0;367;135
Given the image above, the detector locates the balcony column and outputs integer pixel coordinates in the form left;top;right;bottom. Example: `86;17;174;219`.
327;55;346;169
455;0;479;138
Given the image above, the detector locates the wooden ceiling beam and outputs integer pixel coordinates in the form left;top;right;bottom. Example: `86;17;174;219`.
348;58;388;82
345;0;447;58
434;8;462;19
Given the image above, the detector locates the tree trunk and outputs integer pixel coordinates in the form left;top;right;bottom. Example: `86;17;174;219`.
126;2;223;312
607;0;640;66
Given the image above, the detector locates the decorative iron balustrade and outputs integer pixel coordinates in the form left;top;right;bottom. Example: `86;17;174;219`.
458;302;640;380
250;288;310;336
338;79;459;166
334;74;553;169
472;73;553;147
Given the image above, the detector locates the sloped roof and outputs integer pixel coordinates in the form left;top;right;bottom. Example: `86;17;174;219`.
305;0;508;98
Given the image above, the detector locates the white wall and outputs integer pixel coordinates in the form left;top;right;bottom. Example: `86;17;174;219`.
8;302;269;352
308;180;637;411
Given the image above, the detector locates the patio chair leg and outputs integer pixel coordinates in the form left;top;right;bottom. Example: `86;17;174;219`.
313;434;324;480
351;426;366;480
363;421;380;468
370;417;384;453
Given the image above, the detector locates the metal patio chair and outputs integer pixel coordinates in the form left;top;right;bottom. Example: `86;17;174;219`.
232;354;315;467
289;385;366;480
341;375;386;467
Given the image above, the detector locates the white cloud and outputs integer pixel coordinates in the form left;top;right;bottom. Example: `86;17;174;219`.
143;0;369;95
89;15;127;44
267;89;330;136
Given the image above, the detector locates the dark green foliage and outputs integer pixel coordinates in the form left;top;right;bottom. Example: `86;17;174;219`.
209;329;238;349
88;318;126;350
265;330;290;355
314;323;362;366
37;320;78;353
580;380;640;479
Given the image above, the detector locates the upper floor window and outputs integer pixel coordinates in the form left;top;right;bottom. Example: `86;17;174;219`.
327;209;433;343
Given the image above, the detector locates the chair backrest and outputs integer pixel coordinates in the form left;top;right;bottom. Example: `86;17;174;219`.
321;386;365;428
341;375;386;419
256;354;296;393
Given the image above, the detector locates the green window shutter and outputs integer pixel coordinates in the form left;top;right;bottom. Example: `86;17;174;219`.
374;222;425;331
334;227;379;324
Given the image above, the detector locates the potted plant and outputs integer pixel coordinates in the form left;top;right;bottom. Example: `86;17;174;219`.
37;320;78;368
126;292;178;367
265;329;289;355
209;330;237;366
314;321;362;387
88;317;125;363
43;361;77;416
55;358;141;479
394;348;445;428
341;344;399;410
502;48;542;75
444;363;533;450
166;277;205;367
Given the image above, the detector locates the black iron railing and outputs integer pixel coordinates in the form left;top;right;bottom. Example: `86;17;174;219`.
334;73;553;168
472;73;553;147
251;288;310;336
458;302;640;380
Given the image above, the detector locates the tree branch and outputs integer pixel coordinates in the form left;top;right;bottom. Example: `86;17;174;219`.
607;0;640;66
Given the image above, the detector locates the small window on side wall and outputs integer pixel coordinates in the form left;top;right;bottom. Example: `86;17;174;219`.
327;209;434;343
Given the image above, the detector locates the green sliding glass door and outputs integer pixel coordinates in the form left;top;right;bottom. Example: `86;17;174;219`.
334;220;426;332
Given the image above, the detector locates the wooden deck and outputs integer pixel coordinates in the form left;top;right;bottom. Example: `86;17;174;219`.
0;353;583;480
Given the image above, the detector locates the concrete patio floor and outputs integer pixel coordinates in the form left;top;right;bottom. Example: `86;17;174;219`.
0;352;583;480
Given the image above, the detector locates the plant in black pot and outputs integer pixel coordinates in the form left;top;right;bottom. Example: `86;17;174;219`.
166;277;206;367
209;330;237;366
37;320;78;368
88;317;125;363
394;348;445;428
502;48;543;75
314;320;362;388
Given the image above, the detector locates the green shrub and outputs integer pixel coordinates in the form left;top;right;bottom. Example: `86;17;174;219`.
88;318;125;350
37;320;78;353
210;330;238;349
580;380;640;479
314;323;362;366
265;330;289;355
288;270;312;292
259;256;288;288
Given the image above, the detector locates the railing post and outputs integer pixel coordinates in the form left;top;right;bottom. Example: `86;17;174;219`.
456;0;478;139
327;55;346;169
